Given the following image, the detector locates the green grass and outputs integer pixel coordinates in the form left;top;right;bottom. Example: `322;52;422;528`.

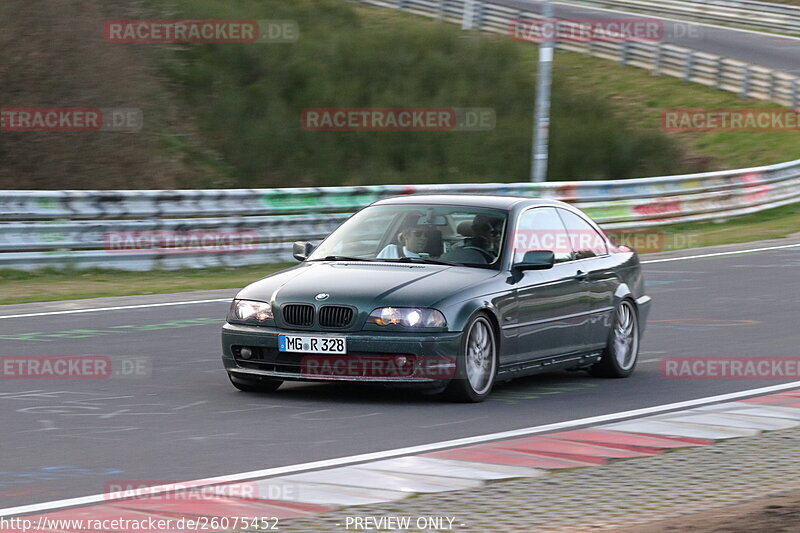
2;202;799;305
651;201;800;249
758;0;800;5
557;53;800;170
0;264;293;305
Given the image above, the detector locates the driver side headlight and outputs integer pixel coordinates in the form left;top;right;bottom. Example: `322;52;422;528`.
231;299;273;322
368;307;447;328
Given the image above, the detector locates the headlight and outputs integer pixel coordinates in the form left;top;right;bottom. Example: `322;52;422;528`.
231;299;273;322
368;307;447;328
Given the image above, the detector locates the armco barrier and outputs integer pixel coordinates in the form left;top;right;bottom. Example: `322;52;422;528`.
354;0;800;108
1;158;799;270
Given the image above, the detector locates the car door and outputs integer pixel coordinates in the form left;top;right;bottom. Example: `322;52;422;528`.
509;207;588;363
556;208;617;352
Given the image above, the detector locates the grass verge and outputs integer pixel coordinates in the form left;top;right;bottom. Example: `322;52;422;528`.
0;264;293;306
2;203;799;305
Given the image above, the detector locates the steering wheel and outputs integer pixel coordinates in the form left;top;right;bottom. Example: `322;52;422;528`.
462;246;495;262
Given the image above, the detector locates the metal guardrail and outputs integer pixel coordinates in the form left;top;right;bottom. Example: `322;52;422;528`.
561;0;800;35
2;158;799;270
354;0;800;108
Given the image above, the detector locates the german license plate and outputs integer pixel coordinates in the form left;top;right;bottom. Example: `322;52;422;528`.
278;334;347;354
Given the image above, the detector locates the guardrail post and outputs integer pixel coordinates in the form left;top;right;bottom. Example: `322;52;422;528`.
461;0;475;30
741;65;751;99
715;57;724;89
768;72;776;100
684;50;695;82
620;40;630;66
474;1;485;30
437;0;446;21
792;79;799;109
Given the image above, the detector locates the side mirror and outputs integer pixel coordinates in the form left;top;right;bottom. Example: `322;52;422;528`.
513;250;555;271
293;241;315;262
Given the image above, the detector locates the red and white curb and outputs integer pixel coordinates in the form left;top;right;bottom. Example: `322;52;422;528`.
5;388;800;532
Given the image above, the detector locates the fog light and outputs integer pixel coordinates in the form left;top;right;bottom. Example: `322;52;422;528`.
240;347;253;360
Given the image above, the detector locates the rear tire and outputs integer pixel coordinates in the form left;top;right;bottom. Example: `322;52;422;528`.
590;299;640;378
444;314;497;402
228;373;283;393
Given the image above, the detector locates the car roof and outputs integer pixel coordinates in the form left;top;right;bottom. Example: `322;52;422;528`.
371;194;570;210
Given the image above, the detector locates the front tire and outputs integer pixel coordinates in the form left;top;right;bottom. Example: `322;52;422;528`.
228;373;283;393
590;299;640;378
444;314;497;402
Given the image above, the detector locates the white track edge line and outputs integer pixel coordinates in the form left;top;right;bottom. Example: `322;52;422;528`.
2;380;799;518
641;242;800;263
1;242;798;320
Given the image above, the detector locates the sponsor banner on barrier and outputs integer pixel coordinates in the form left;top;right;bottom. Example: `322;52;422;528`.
104;19;299;43
105;230;259;254
662;357;800;380
662;109;800;132
300;108;495;132
0;356;151;379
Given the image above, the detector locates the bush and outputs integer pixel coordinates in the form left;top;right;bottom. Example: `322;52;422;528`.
158;0;688;186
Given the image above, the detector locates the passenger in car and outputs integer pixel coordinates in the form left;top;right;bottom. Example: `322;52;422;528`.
441;215;502;264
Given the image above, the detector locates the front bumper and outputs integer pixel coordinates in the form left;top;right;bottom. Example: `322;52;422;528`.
222;323;462;383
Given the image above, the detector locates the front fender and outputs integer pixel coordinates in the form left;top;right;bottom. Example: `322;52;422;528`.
443;299;503;334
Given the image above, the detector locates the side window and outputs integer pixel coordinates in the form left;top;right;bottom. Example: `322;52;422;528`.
557;209;608;259
513;207;573;264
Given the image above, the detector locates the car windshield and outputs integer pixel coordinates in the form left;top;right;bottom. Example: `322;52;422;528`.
307;204;508;268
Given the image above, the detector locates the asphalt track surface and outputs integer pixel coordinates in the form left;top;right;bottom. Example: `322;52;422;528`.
1;241;799;509
503;0;800;74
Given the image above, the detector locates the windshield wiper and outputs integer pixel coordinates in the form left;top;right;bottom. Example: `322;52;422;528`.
382;257;456;266
310;255;377;262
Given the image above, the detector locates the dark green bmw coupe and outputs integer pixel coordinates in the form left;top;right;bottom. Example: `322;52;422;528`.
221;195;651;402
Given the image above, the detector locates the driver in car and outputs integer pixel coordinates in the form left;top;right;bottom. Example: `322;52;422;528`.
377;224;429;259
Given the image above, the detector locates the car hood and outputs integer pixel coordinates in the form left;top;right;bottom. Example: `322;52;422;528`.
236;261;499;309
